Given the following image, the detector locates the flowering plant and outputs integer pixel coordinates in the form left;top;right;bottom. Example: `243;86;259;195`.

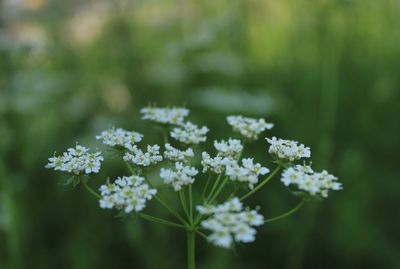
46;106;342;269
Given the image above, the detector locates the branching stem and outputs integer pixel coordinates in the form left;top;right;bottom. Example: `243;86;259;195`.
265;199;306;223
240;165;281;201
139;213;186;229
82;181;100;199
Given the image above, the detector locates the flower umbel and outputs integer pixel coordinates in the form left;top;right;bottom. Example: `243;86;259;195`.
171;122;209;145
214;138;243;159
201;139;243;174
281;164;342;198
227;115;273;140
46;105;342;269
201;152;236;174
46;145;104;175
160;162;199;191
96;127;143;151
123;145;163;167
225;158;270;189
164;143;194;163
140;106;189;125
197;198;264;248
99;175;157;213
266;137;311;162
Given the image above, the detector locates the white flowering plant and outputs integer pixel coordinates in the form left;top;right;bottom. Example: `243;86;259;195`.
46;106;342;269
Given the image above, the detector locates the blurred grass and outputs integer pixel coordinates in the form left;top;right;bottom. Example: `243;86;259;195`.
1;0;400;268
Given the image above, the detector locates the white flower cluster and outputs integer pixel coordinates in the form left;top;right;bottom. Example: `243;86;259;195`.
46;145;103;175
160;162;199;191
281;165;342;198
170;122;209;144
164;144;194;162
99;175;157;213
225;158;270;189
197;198;264;248
123;145;163;166
202;140;268;188
266;137;311;162
201;139;243;174
140;106;189;124
45;105;343;255
214;139;243;158
227;115;273;140
201;152;236;174
96;127;143;151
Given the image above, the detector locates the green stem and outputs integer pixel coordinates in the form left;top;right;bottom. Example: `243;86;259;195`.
155;195;188;226
125;161;139;175
139;213;186;229
189;184;193;224
206;174;222;201
193;177;228;227
80;175;188;229
82;181;101;199
201;174;212;199
193;174;223;226
265;199;306;223
208;177;228;204
179;190;190;221
240;165;281;201
193;214;203;227
195;230;208;241
160;127;169;144
125;161;188;226
194;175;229;225
187;231;196;269
237;148;244;160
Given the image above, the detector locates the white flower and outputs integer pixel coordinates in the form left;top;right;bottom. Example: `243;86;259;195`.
45;145;104;175
238;210;265;226
281;164;342;198
96;127;143;151
201;152;236;174
164;144;194;162
201;150;268;189
123;145;163;167
198;198;264;248
196;204;216;215
214;139;243;158
266;137;311;162
201;218;227;231
140;106;189;124
227;115;273;140
201;139;243;175
232;224;256;243
170;122;209;144
213;197;243;213
160;162;198;191
99;175;157;213
209;230;233;248
225;158;270;189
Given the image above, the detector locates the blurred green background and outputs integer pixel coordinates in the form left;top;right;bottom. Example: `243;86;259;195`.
1;0;400;268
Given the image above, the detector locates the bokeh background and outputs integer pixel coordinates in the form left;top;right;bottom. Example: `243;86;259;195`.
1;0;400;268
